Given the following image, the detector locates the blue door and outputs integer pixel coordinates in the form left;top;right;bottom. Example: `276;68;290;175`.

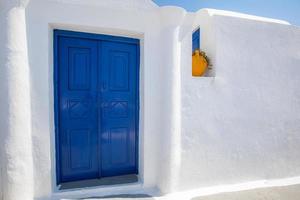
54;30;139;184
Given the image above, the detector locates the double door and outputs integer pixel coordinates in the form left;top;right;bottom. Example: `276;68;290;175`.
55;30;139;183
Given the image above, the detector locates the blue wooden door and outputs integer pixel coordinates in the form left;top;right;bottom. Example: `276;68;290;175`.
55;30;139;184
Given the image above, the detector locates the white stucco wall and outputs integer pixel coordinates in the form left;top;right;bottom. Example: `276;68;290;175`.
1;0;300;199
0;1;34;200
25;0;163;199
179;10;300;191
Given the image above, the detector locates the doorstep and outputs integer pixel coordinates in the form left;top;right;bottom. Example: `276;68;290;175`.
59;175;139;190
52;176;145;200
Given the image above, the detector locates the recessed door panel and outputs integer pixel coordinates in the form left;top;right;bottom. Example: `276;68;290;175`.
109;51;129;91
68;48;91;90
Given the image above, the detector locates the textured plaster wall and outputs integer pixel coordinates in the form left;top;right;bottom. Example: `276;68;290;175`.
156;6;186;193
1;0;300;199
0;1;34;200
179;11;300;191
25;0;163;199
0;5;4;198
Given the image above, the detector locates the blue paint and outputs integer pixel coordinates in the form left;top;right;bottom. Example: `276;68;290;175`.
192;28;200;52
54;30;139;184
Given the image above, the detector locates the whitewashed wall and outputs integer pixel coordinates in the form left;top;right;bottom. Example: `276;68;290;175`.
179;10;300;191
1;0;300;199
0;5;4;198
0;1;34;200
25;0;164;199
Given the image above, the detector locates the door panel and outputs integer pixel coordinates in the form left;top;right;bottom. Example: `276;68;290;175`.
58;37;99;182
100;41;138;177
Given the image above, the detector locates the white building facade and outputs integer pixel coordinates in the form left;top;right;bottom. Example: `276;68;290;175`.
0;0;300;200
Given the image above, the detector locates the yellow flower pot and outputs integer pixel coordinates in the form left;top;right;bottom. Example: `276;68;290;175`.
192;50;208;77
